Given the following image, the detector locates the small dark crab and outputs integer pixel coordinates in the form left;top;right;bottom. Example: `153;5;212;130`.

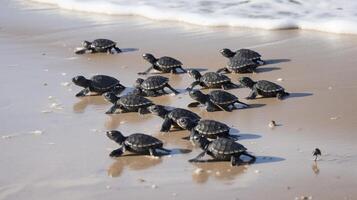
138;53;186;75
74;39;121;55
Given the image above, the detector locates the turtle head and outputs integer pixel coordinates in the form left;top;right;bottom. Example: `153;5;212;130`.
189;90;207;103
177;117;196;130
148;105;168;118
190;132;209;149
188;69;201;80
239;77;256;88
82;40;92;49
106;130;126;145
142;53;157;64
103;92;119;104
134;78;144;88
72;76;90;88
220;48;235;58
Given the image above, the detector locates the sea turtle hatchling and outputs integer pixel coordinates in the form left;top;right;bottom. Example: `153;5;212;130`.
188;90;249;112
187;69;239;90
74;39;121;54
189;134;256;166
176;117;238;140
220;48;264;64
238;77;290;100
104;92;153;114
217;56;259;74
106;130;171;157
148;105;201;132
72;75;125;97
138;53;186;75
133;75;179;97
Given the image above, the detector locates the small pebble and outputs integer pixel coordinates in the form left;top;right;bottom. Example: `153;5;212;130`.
43;69;49;72
254;170;260;174
48;96;54;100
215;171;221;176
151;184;158;189
61;82;71;87
268;120;276;128
330;116;339;120
170;93;176;96
41;110;52;113
138;178;146;182
194;168;204;174
106;185;111;190
276;78;284;82
328;86;333;90
2;135;14;139
30;130;43;135
47;142;55;145
61;72;67;76
43;83;48;86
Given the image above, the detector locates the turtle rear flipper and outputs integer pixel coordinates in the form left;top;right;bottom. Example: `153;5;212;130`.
161;118;174;132
189;150;207;162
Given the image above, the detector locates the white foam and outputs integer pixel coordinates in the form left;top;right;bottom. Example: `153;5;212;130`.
28;0;357;34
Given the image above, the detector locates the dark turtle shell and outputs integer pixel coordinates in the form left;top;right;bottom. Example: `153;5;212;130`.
91;39;116;50
201;72;230;85
118;94;152;108
90;75;120;91
156;57;182;69
168;108;201;122
125;133;163;149
208;138;247;155
235;49;261;60
227;57;257;70
255;80;284;93
141;76;169;90
209;90;238;105
195;120;230;136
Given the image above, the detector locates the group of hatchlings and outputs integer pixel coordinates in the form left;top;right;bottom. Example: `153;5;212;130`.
72;38;291;166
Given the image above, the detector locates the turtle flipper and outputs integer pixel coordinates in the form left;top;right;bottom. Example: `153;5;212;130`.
188;150;207;162
277;91;290;100
75;88;90;97
187;81;200;91
161;118;173;132
111;84;126;95
109;147;124;157
149;148;158;157
216;67;229;74
231;156;243;166
113;47;122;53
157;147;171;154
206;102;219;112
241;152;256;164
138;107;150;115
188;102;200;108
106;104;118;114
165;84;179;94
138;66;154;75
235;100;250;108
74;48;88;55
246;89;258;100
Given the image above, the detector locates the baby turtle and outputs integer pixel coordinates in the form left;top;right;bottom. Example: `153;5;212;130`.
220;48;264;64
133;75;179;97
188;90;249;112
217;56;259;74
177;117;238;140
74;39;121;54
72;75;125;97
138;53;186;75
189;134;256;166
104;92;153;114
239;77;290;100
107;130;171;157
187;69;239;90
148;105;201;132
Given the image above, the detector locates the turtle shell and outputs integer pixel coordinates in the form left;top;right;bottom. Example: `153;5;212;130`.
195;120;230;136
91;39;116;50
118;94;152;108
255;80;284;93
227;57;257;70
208;138;247;155
156;56;182;69
201;72;230;85
90;75;120;91
209;90;238;105
168;108;201;122
235;49;261;60
125;133;163;149
141;76;169;90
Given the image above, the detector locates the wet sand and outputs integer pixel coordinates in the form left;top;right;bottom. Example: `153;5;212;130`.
1;1;357;200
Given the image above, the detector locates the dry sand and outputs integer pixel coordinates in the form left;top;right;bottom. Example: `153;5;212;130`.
1;1;357;200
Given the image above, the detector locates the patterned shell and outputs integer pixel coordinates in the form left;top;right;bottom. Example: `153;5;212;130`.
195;120;230;135
156;56;183;69
91;39;116;49
235;49;261;60
141;76;169;90
227;57;257;69
209;90;238;104
125;133;163;148
208;138;247;155
118;94;152;107
256;80;284;92
201;72;230;84
90;75;120;90
168;108;201;121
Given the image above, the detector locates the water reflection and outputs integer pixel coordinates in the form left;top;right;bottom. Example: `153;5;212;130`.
73;96;109;113
312;161;320;175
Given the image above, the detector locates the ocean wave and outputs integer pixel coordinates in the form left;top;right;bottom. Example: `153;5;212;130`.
27;0;357;34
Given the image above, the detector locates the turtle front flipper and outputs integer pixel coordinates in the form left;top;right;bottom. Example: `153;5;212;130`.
106;104;119;114
241;152;256;164
109;147;124;157
157;147;171;153
206;102;219;112
75;48;88;55
113;47;122;53
160;118;174;132
277;91;290;100
165;84;179;94
177;67;187;73
246;89;258;100
138;107;150;115
138;66;154;75
75;88;90;97
223;82;239;90
235;100;250;108
216;67;229;74
231;156;244;166
188;150;207;163
149;148;159;157
187;81;200;91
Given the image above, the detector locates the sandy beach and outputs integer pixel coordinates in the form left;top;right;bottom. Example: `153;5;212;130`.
1;1;357;200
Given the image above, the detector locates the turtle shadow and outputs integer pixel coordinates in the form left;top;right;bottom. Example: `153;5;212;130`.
254;156;285;164
185;67;208;72
73;96;110;113
264;59;291;65
286;92;313;99
242;103;266;109
237;133;262;140
256;67;281;73
116;148;191;157
120;48;139;53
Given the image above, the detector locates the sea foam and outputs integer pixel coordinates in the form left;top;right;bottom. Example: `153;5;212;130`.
28;0;357;34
